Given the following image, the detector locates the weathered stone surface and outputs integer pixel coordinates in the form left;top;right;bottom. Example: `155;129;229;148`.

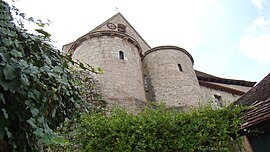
142;46;202;108
72;35;146;112
199;86;239;105
64;13;254;113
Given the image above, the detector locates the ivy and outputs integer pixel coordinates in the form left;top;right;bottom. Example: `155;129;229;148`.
0;1;106;151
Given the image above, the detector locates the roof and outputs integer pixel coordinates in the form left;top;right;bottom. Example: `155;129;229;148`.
235;72;270;106
234;72;270;131
195;70;256;87
241;98;270;130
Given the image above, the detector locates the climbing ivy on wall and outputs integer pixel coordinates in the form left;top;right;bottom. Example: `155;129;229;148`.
0;1;105;151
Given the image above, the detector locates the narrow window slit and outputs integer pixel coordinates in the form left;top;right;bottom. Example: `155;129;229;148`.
178;64;183;72
119;51;124;60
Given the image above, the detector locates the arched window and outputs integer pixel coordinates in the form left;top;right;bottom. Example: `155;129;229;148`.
119;51;124;60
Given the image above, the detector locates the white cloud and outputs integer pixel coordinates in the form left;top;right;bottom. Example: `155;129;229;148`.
251;0;265;10
239;34;270;63
253;16;267;28
239;14;270;63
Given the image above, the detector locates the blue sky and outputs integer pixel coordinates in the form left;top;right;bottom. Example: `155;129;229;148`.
8;0;270;82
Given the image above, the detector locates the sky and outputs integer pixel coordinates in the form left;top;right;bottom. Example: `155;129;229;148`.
7;0;270;82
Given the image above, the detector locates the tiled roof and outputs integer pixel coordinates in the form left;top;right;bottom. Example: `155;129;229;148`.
235;73;270;106
195;70;256;87
241;98;270;129
234;72;270;130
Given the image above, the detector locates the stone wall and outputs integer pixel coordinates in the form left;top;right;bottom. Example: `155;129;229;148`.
199;85;240;105
72;34;146;112
142;46;202;108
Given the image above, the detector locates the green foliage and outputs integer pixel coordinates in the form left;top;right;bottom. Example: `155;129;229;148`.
54;104;246;151
0;1;106;151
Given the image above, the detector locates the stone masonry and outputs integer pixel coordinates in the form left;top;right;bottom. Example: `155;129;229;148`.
63;13;255;112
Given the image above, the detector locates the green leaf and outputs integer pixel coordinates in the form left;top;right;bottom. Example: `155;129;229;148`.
31;108;39;117
3;64;17;80
5;127;12;138
43;54;52;65
51;136;69;146
0;93;5;104
0;77;19;93
52;108;56;118
97;67;104;74
0;53;10;62
33;127;44;137
2;108;8;119
20;73;29;86
27;118;37;128
10;49;23;58
28;17;34;22
1;38;13;46
19;13;25;18
79;62;86;70
38;116;45;124
35;29;51;38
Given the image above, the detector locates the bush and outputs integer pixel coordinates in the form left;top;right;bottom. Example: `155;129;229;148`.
55;104;245;151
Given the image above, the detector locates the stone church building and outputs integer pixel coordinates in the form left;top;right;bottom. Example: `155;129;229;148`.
63;13;256;112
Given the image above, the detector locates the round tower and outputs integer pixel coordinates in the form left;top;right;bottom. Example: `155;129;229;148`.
142;46;202;109
69;30;146;112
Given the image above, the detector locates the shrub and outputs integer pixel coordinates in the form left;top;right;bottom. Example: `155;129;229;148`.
56;104;245;151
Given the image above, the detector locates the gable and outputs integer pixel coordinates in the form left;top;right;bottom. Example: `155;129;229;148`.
89;13;150;53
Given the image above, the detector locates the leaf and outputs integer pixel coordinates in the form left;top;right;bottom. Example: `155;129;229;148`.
27;118;37;128
52;108;56;118
10;49;23;58
97;67;104;74
33;127;44;137
35;29;51;38
79;62;86;70
42;54;52;65
0;77;19;93
0;53;10;62
19;13;25;18
31;108;39;117
3;64;17;80
51;136;69;146
38;116;45;124
2;108;8;119
1;38;13;46
0;93;5;104
20;73;30;87
28;17;34;22
5;127;12;138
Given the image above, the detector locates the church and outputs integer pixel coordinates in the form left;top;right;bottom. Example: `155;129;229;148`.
63;13;256;112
